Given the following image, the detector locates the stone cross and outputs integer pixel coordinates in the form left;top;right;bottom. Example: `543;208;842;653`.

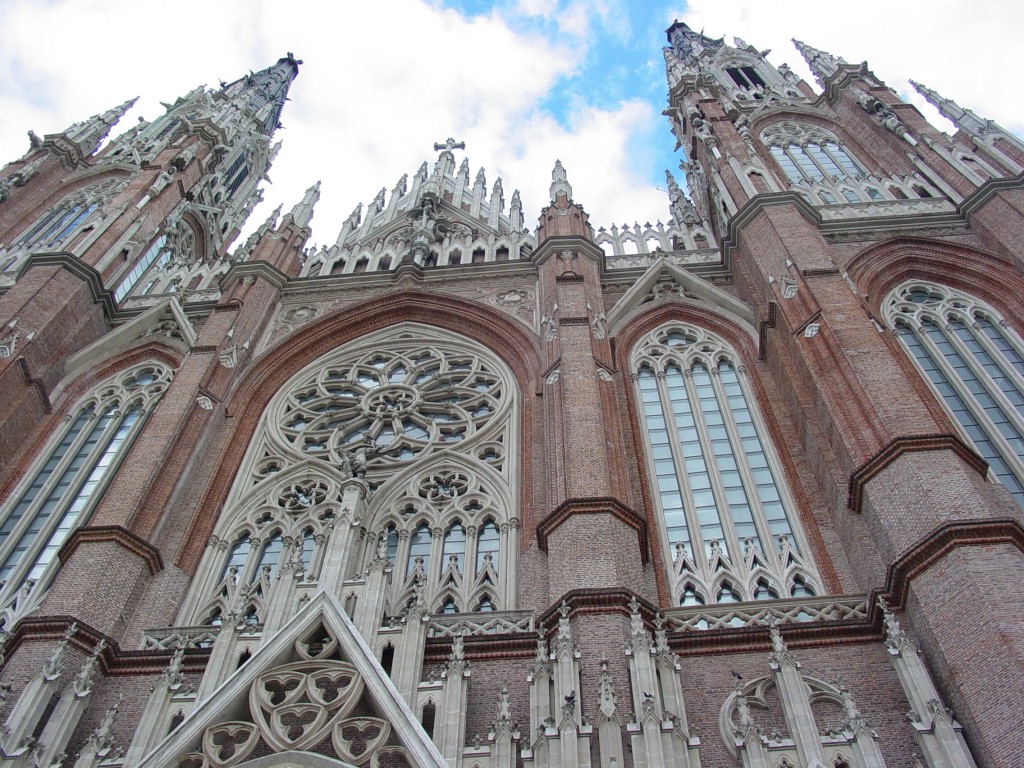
433;137;466;153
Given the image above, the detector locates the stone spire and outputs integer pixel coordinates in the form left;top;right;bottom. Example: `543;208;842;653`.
549;159;573;203
910;80;994;137
288;181;320;229
792;38;846;88
62;97;138;157
219;53;302;136
665;169;699;226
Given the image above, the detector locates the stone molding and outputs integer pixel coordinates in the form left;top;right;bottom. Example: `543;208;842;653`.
847;433;988;511
535;497;650;563
57;524;164;574
881;517;1024;610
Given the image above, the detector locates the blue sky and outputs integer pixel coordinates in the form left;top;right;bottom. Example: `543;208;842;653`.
0;0;1020;245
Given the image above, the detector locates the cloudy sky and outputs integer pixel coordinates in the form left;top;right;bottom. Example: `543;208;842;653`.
0;0;1020;247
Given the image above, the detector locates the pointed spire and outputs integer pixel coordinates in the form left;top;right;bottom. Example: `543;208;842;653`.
665;169;699;226
549;159;573;202
63;97;137;156
218;53;301;135
792;38;846;88
288;181;320;229
910;80;993;137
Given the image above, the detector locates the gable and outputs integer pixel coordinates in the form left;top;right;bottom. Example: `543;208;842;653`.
605;256;755;340
138;592;445;768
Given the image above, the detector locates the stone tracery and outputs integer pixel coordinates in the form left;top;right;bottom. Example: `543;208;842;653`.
631;322;819;605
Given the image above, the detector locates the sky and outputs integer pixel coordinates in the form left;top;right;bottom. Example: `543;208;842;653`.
0;0;1021;248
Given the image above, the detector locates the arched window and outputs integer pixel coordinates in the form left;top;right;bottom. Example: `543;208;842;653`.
252;531;284;581
441;521;466;573
180;324;518;626
114;234;168;302
476;519;499;573
886;282;1024;505
0;363;171;619
407;523;432;577
221;534;251;581
13;178;126;249
632;324;818;604
762;122;864;186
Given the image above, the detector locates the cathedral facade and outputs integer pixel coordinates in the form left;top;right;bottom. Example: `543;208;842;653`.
0;21;1020;768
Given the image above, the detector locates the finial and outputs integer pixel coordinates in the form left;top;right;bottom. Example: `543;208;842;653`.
791;38;846;88
288;180;320;229
549;159;573;202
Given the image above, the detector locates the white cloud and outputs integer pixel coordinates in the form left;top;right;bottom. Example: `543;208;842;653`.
1;0;1020;251
672;0;1024;138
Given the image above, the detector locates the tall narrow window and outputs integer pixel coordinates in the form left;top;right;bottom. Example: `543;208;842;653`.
762;123;865;188
887;282;1024;505
0;363;171;618
632;324;817;605
13;178;126;250
114;234;168;302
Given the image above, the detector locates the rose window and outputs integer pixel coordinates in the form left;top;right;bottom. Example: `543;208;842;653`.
278;348;504;469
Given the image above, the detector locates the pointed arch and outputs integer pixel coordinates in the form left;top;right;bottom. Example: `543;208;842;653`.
175;292;540;576
0;361;172;623
619;311;827;604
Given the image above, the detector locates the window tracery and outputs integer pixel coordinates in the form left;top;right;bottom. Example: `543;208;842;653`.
0;363;171;623
631;323;818;605
11;178;127;250
184;324;518;625
271;330;510;473
370;462;515;615
885;281;1024;505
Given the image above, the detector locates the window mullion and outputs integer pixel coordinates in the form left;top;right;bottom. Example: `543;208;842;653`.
0;404;117;587
913;320;1024;496
951;317;1024;425
0;408;94;555
710;366;773;563
686;364;737;562
658;365;706;571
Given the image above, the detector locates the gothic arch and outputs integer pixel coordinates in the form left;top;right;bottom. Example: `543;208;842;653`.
175;292;541;575
0;342;182;499
614;303;837;602
751;111;879;175
4;169;132;248
846;236;1024;329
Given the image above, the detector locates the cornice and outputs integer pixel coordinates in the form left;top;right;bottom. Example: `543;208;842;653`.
847;433;988;512
57;524;164;575
536;497;650;563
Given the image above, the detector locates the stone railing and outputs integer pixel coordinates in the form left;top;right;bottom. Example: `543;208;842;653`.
426;609;535;638
818;197;954;221
662;593;869;632
140;624;224;650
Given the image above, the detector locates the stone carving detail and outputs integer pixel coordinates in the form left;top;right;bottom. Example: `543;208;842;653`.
277;304;324;332
248;659;365;751
274;332;509;472
490;288;533;307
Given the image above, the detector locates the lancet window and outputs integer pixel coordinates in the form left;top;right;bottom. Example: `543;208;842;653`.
0;363;171;622
760;122;874;197
886;282;1024;505
11;178;126;251
631;323;818;605
372;465;515;615
182;324;518;626
114;233;168;302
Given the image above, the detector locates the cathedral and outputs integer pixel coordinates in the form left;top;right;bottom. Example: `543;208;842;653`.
0;19;1020;768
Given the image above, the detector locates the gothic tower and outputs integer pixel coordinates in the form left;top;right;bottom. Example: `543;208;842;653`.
0;21;1020;768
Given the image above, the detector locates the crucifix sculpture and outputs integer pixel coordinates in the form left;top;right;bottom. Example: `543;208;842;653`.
433;137;466;152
